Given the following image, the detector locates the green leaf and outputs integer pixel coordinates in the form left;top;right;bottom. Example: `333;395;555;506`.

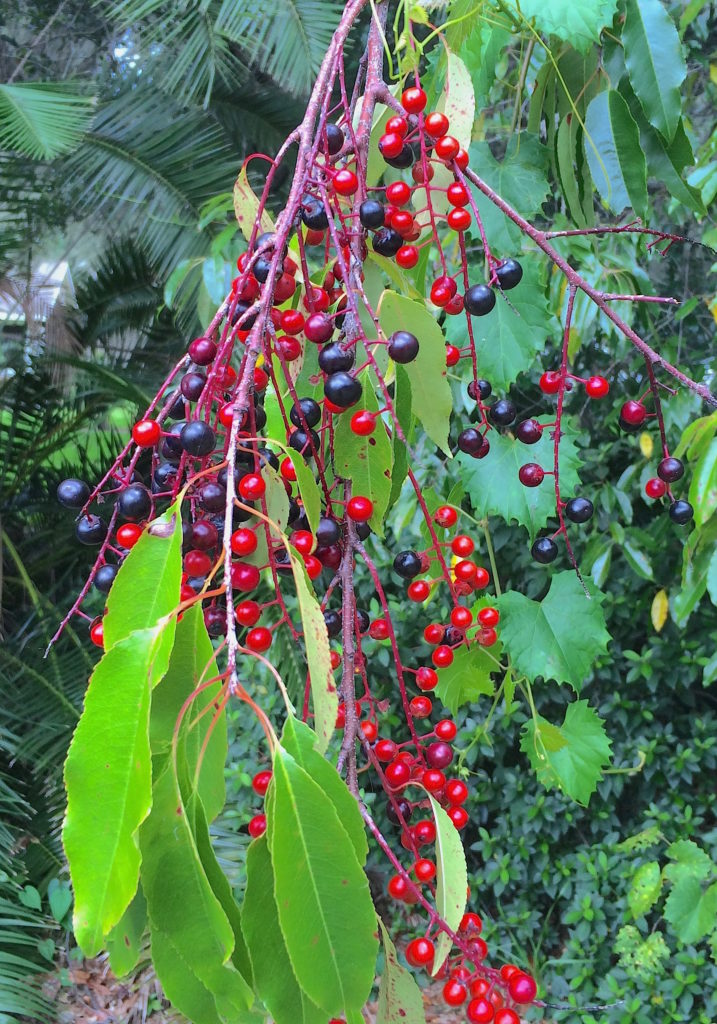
63;622;176;955
288;554;336;755
622;540;654;581
0;83;95;159
689;438;717;528
664;840;715;882
280;718;368;864
140;766;254;1024
628;862;662;918
290;451;322;536
448;260;554;392
584;90;647;216
104;501;183;649
664;876;717;944
233;164;274;243
378;290;453;455
47;878;72;923
333;373;393;535
460;21;511;104
502;0;619;52
520;700;612;804
433;644;495;716
376;919;426;1024
497;572;610;691
428;796;468;973
458;416;582;539
268;745;378;1014
557;116;589;228
106;888;147;978
151;605;227;824
386;365;413;513
707;548;717;607
623;0;686;143
242;836;325;1024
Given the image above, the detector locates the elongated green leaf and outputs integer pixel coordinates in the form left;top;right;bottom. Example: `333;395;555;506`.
584;90;647;216
280;718;368;864
0;82;95;159
288;555;336;754
623;0;686;143
433;644;495;716
333;373;393;535
378;291;452;455
387;365;413;513
233;164;274;242
290;453;322;535
429;796;468;973
557;116;590;228
63;622;176;955
520;700;612;804
140;766;254;1024
497;572;610;691
376;919;426;1024
104;501;183;649
269;745;378;1014
242;836;325;1024
689;439;717;527
106;888;147;978
151;605;227;823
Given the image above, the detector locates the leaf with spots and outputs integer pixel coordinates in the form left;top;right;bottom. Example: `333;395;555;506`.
233;163;274;242
376;919;426;1024
429;796;468;974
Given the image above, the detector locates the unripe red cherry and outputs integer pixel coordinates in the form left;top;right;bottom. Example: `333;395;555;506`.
447;207;471;231
425;111;450;137
386;115;409;137
442;979;467;1006
432;645;454;668
304;312;333;343
281;309;305;335
508;972;537;1004
333;168;359;195
413;819;437;845
350;410;377;436
460;911;482;933
414;858;437;882
231;562;261;592
474;567;490;589
89;618;104;648
116;523;143;548
408;580;431;602
447;805;469;829
280;457;297;482
416;666;438;691
304;554;322;580
539;370;561;394
276;335;302;361
236;600;261;626
396;245;419;268
645;477;667;499
435;719;457;741
401;86;427;113
369;618;390;640
188;337;217;365
467;937;488;961
252;770;272;796
519;463;545;487
494;1011;519;1024
455;147;469;170
230;528;258;556
248;814;266;838
290;530;315;555
434;135;460;161
445;344;461;366
451;534;474;556
239;473;265;501
405;936;434;967
385;760;411;788
621;399;647;425
184;549;212;576
132;418;161;447
454;559;477;581
445;779;469;804
386;180;411;205
423;622;444;644
361;720;378;742
347;496;373;522
422;769;446;793
478;606;499;627
426;740;453;768
477;626;497;647
467;997;494;1023
585;374;609;398
246;626;272;653
378;132;405;159
447;182;470;206
388;874;411;900
253;366;269;391
434;505;457;527
375;738;398;761
410;695;433;718
451;606;473;629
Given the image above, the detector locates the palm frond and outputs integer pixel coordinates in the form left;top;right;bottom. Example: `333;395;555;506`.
0;83;96;160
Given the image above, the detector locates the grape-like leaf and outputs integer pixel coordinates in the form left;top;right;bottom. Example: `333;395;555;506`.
664;876;717;945
502;0;619;52
520;700;612;804
433;644;495;716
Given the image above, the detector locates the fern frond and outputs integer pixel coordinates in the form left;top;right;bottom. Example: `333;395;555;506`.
0;83;96;160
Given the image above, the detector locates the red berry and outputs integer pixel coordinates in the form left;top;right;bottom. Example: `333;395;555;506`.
477;626;497;647
410;695;433;718
474;567;490;589
645;477;667;499
416;666;438;691
447;207;471;231
494;1012;519;1024
423;622;445;644
508;972;537;1004
369;618;390;640
435;135;460;161
386;116;409;137
375;738;398;761
280;457;297;482
330;650;341;669
445;779;469;804
426;740;453;768
447;805;469;829
432;645;454;668
188;337;217;364
281;309;305;335
246;626;272;653
454;559;477;582
422;768;445;793
478;607;499;627
304;554;323;580
231;562;261;592
447;182;470;206
585;375;609;398
468;936;488;960
451;534;474;556
239;473;265;501
539;370;562;394
253;366;269;391
405;936;434;967
385;760;411;788
248;814;266;838
396;245;419;268
132;419;161;447
116;523;143;548
230;528;258;556
184;549;212;576
290;530;315;556
235;601;261;626
435;505;458;528
304;312;333;343
460;912;482;933
425;112;450;137
333;169;359;195
388;874;410;900
276;335;302;361
361;720;378;742
435;719;457;741
89;618;104;648
408;580;431;602
379;132;405;160
386;180;411;206
518;463;545;487
402;87;427;114
467;997;494;1023
442;979;467;1006
413;819;437;844
621;400;647;425
414;858;436;882
451;605;473;629
252;770;272;796
347;495;374;522
455;147;469;170
445;344;461;366
350;410;377;436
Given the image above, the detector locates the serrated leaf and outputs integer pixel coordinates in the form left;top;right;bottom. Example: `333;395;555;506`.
269;746;378;1014
233;164;273;242
242;836;325;1024
584;90;647;216
376;919;426;1024
665;839;715;881
106;889;147;978
333;373;393;535
429;796;468;973
520;700;612;804
63;622;176;955
628;862;661;917
502;0;619;52
651;589;669;631
664;876;717;944
623;0;686;143
433;644;495;716
458;416;582;539
288;554;336;755
497;572;610;691
378;290;452;455
104;501;183;649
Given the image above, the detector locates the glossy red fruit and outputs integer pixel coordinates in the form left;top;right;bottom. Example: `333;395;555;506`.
246;626;272;653
451;534;474;556
435;505;458;528
477;626;497;647
423;622;445;644
454;559;477;582
460;911;482;933
333;168;359;195
375;738;398;761
396;245;419;268
388;874;411;900
405;936;434;967
499;964;519;981
347;496;373;522
361;720;378;742
414;858;436;882
351;410;377;436
455;147;469;170
408;580;431;602
386;180;412;205
494;1011;519;1024
132;419;161;447
425;112;450;137
435;135;460;161
402;86;427;113
447;182;470;206
539;370;562;394
518;463;545;487
447;207;471;231
422;768;446;793
445;344;461;366
248;814;267;838
446;779;469;804
184;549;212;576
416;666;438;691
410;695;433;718
447;805;469;829
585;375;609;398
442;979;467;1006
231;562;261;592
379;131;405;159
230;528;258;556
645;477;667;499
621;400;647;425
369;618;390;640
432;645;454;668
290;530;315;556
280;457;297;482
188;337;217;364
89;618;104;648
474;567;490;589
281;309;305;335
435;719;457;741
478;606;499;627
467;997;494;1023
426;741;453;768
116;523;143;548
252;770;272;796
239;473;265;501
386;115;409;137
303;554;322;580
508;973;537;1004
385;760;411;788
235;600;261;626
253;366;269;391
451;605;473;629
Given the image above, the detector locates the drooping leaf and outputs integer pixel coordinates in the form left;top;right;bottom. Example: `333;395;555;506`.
689;438;717;527
497;572;611;691
378;291;453;455
140;766;254;1024
63;622;176;955
288;555;336;755
502;0;619;52
106;888;147;978
521;700;612;804
333;373;393;535
664;876;717;944
584;90;647;216
428;796;468;973
242;836;325;1024
628;862;662;918
104;501;183;649
386;364;413;513
623;0;686;143
0;83;95;160
268;745;378;1015
458;417;583;539
433;644;495;716
233;164;274;242
376;919;426;1024
280;718;368;863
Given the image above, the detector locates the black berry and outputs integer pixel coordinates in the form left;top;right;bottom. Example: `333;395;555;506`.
468;379;492;401
495;258;523;290
359;200;385;229
118;483;152;521
387;331;419;364
489;399;517;426
516;419;542;444
325;123;344;155
393;550;423;579
318;343;355;374
324;372;362;408
464;284;496;316
565;497;594;523
372;228;403;258
669;499;693;525
316;517;341;547
531;537;558;564
180;421;216;457
290;398;322;428
94;563;118;593
76;514;108;546
658;457;684;483
324;610;342;637
57;478;90;509
180;372;206;401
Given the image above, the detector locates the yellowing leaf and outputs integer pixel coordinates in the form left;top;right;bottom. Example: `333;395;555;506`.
651;589;669;632
639;432;654;458
233;164;274;242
